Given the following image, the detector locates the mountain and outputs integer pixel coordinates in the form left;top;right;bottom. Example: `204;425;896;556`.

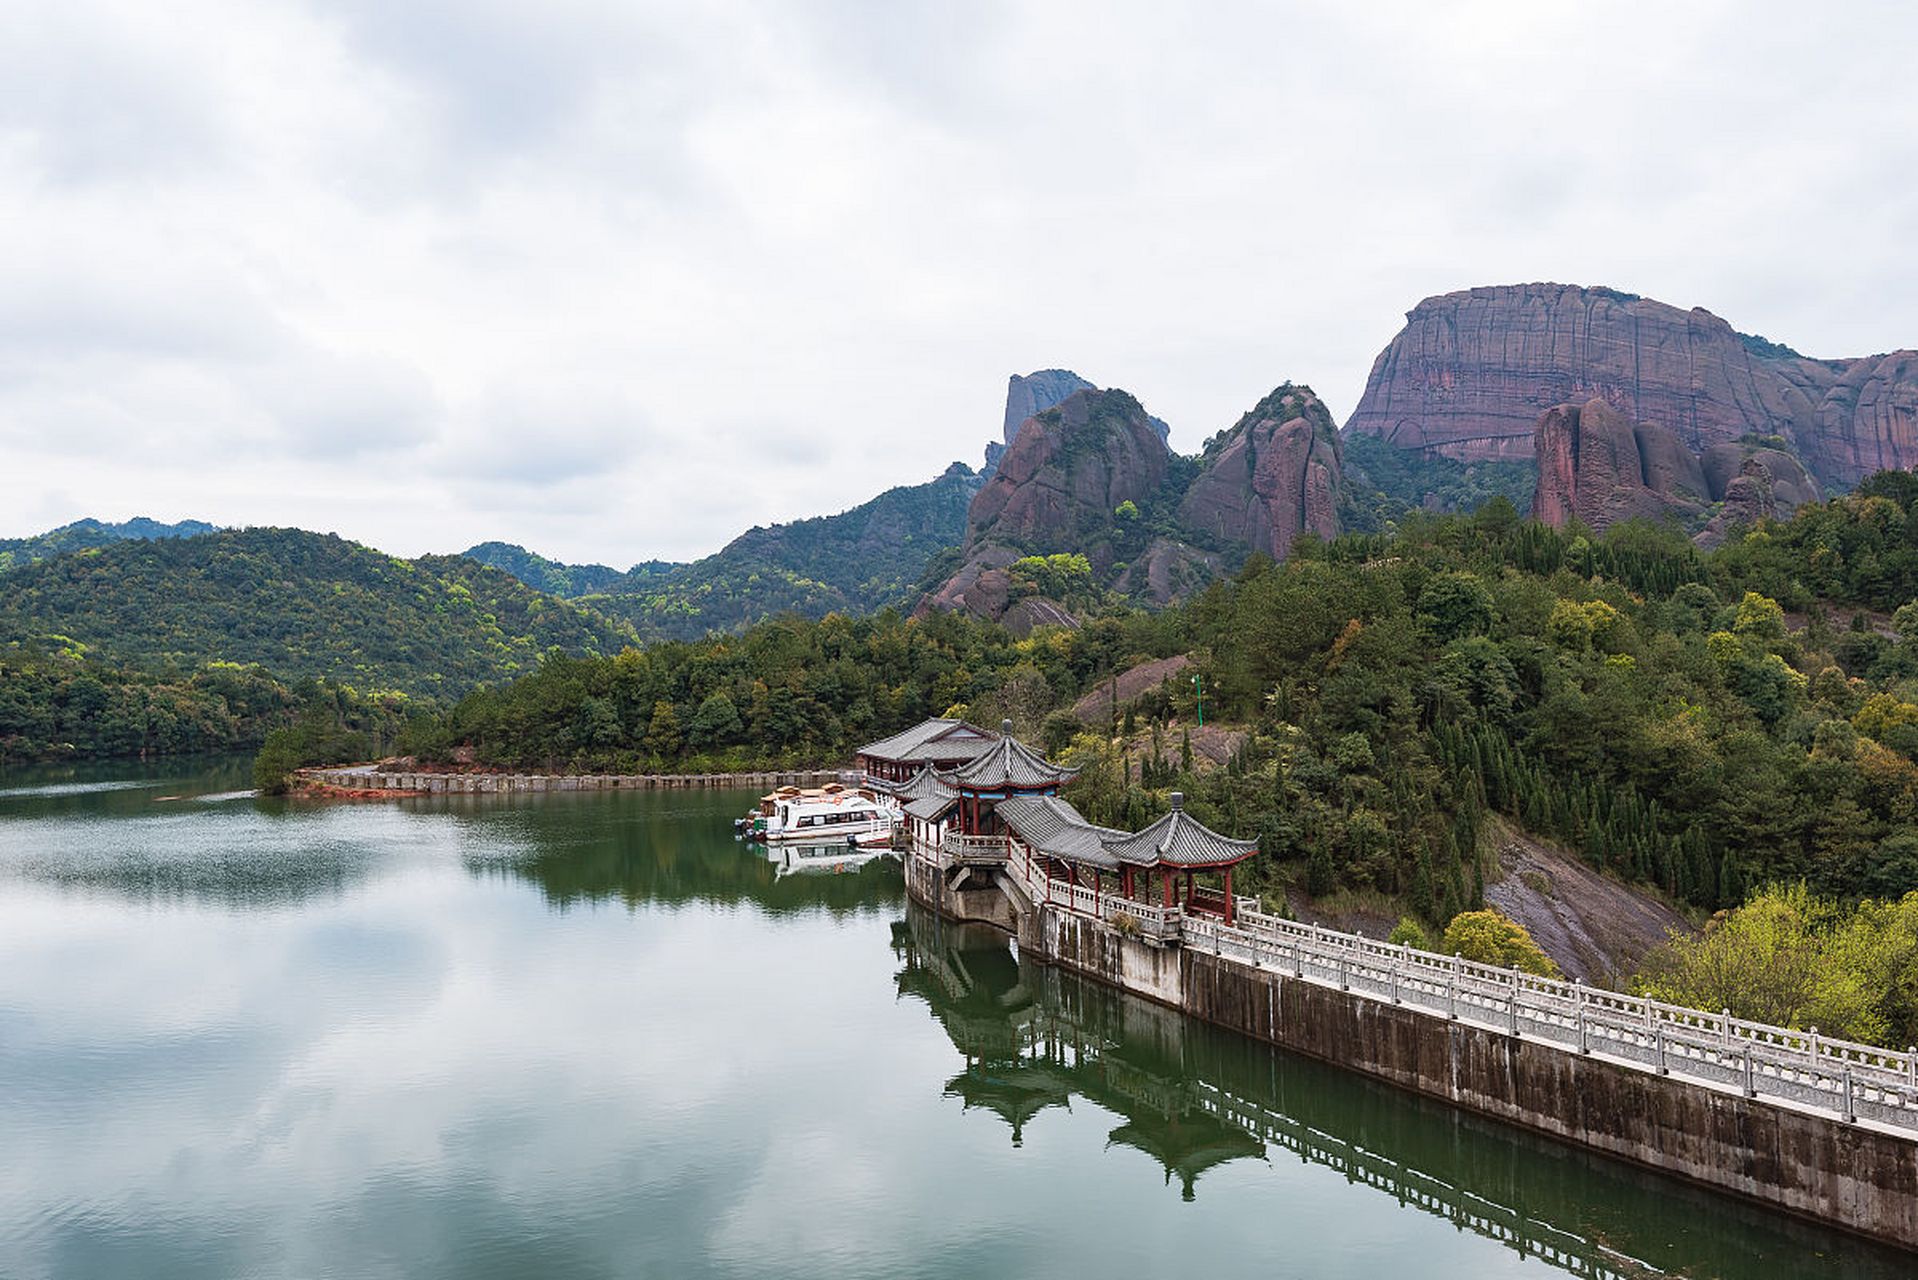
460;542;632;596
0;528;635;697
984;370;1171;475
1343;282;1918;490
927;384;1350;627
1529;398;1819;540
582;462;984;640
0;517;217;574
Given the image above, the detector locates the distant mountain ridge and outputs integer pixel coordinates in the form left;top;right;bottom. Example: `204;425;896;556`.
0;516;217;573
460;542;633;597
464;462;986;640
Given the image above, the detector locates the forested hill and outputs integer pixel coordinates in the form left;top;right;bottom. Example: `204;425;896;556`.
0;517;217;574
0;528;636;698
574;461;984;639
459;542;636;597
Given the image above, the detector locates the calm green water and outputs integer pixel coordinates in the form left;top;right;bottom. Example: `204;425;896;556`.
0;760;1905;1279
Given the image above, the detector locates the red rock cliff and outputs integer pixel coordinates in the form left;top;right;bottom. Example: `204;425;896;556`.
1178;386;1342;559
1346;282;1918;487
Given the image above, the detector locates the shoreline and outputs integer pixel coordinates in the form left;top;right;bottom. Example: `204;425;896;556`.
295;765;850;796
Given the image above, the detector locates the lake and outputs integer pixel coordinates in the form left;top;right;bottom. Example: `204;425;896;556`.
0;759;1905;1279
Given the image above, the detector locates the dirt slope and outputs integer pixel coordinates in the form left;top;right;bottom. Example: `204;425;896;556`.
1484;824;1693;985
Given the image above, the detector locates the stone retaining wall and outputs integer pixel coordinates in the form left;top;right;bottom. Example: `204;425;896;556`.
906;863;1918;1251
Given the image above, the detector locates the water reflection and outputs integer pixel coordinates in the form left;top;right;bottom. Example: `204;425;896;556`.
891;906;1911;1279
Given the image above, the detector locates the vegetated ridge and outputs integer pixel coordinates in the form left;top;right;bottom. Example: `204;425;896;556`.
566;461;985;640
0;527;635;699
0;516;217;574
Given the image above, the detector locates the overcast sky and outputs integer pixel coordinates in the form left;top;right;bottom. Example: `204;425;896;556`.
3;0;1914;566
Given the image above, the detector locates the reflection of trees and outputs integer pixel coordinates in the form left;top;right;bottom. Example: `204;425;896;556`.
891;904;1911;1278
473;794;905;917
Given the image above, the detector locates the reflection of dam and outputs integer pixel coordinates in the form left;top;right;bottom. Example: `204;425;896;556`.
891;906;1910;1280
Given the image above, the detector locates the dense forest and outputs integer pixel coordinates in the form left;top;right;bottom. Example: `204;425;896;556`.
0;528;635;698
0;640;408;765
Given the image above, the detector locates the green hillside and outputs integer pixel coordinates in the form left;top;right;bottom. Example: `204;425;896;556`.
0;528;636;698
460;542;637;597
0;517;218;574
582;462;983;639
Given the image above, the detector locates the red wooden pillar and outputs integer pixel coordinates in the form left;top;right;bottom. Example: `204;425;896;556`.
1224;866;1234;926
1161;868;1172;909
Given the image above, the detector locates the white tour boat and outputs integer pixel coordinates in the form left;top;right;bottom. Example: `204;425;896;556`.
761;791;898;844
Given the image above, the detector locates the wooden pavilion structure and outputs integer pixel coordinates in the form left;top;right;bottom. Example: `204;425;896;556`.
997;791;1257;926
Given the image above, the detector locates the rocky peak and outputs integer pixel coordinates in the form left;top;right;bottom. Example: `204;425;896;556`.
986;370;1170;474
1177;385;1343;559
1345;282;1918;489
967;388;1171;547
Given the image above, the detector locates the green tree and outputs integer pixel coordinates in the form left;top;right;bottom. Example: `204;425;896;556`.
1441;909;1560;977
687;692;743;749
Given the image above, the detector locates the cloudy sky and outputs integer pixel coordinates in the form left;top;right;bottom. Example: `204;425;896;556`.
3;0;1914;566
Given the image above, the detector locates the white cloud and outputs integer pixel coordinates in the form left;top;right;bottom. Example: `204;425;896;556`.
0;0;1914;564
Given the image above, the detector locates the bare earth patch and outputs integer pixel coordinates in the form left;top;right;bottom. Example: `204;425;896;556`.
1071;654;1193;723
1483;822;1694;985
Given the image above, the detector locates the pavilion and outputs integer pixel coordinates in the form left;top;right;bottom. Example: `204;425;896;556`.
854;717;1001;788
996;790;1257;926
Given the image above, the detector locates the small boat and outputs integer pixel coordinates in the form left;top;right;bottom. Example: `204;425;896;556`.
737;783;898;844
762;793;897;843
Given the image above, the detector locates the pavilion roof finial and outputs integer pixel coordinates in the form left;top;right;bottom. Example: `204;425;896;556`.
1170;791;1184;811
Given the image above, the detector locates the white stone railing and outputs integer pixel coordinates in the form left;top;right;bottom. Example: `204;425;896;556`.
1183;907;1918;1132
939;833;1009;864
911;833;1918;1132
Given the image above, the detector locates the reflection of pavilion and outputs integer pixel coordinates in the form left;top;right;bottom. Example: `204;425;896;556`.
888;904;1822;1279
892;910;1267;1195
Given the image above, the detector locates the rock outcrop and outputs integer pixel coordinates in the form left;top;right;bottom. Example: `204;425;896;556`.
1530;399;1707;529
1178;386;1343;559
985;370;1170;475
1346;282;1918;488
1530;396;1820;538
967;389;1170;549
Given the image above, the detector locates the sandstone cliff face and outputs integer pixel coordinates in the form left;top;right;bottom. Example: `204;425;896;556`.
1530;397;1820;538
1346;282;1918;488
1178;386;1343;559
968;388;1170;548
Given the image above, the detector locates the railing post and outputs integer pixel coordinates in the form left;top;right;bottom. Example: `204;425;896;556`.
1809;1028;1820;1075
1655;1024;1668;1075
1575;980;1588;1054
1843;1066;1856;1123
1448;954;1459;1020
1909;1046;1916;1091
1508;966;1520;1037
1744;1045;1756;1098
1339;949;1349;992
1722;1008;1732;1055
1293;940;1303;979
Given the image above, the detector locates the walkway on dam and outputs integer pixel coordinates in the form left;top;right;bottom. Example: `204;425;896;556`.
923;826;1918;1136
